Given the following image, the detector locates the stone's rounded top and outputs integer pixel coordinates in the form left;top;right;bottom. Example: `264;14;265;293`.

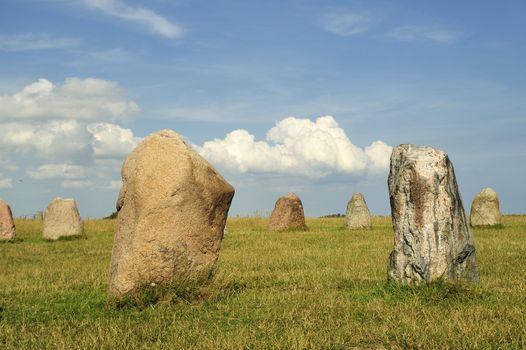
283;193;301;201
475;188;498;199
51;197;75;203
0;198;7;205
143;129;188;145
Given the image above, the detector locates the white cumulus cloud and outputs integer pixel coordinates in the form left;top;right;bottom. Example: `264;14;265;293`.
0;77;139;122
83;0;184;38
196;116;392;178
87;123;141;157
0;120;92;162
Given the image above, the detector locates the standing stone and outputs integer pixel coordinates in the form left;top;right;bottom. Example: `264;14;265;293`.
268;193;307;232
0;199;16;241
43;198;84;240
470;188;501;226
108;130;235;299
346;193;372;230
34;211;44;221
387;144;479;284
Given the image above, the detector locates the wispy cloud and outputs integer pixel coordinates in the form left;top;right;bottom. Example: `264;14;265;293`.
0;177;13;189
321;12;373;36
83;0;184;38
388;25;459;44
0;34;78;51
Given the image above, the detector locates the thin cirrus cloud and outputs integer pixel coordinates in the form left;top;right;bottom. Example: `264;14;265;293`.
82;0;184;39
321;12;373;36
388;25;459;44
27;164;87;180
196;115;392;178
0;33;79;51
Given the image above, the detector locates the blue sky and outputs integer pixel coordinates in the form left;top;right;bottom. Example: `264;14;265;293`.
0;0;524;218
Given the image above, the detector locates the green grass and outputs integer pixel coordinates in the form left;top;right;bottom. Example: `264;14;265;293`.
1;216;525;349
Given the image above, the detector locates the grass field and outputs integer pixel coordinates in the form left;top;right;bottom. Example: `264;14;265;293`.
1;216;525;349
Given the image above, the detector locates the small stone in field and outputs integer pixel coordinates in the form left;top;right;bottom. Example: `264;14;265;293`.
268;193;307;232
0;199;16;241
346;193;372;230
470;188;501;227
43;198;84;240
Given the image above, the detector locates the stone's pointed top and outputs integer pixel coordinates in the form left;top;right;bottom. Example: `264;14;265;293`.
346;192;372;230
350;192;365;201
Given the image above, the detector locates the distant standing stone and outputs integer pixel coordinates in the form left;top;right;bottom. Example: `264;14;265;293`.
387;144;479;283
268;193;307;232
43;198;84;240
35;211;44;221
0;199;16;241
346;193;372;230
108;130;235;299
470;188;501;227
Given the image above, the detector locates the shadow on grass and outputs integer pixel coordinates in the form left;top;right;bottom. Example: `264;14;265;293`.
110;277;247;310
0;237;24;244
44;235;87;242
472;224;505;230
338;279;490;305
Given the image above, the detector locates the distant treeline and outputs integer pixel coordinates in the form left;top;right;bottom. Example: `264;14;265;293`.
319;213;344;218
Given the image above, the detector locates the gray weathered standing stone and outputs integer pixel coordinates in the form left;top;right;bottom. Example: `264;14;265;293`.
0;199;16;241
43;198;84;240
346;193;372;230
108;130;235;299
470;188;501;227
268;193;307;232
387;144;479;283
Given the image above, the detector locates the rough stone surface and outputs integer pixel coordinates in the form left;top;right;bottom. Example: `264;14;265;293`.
43;198;84;240
268;193;307;232
346;193;372;230
0;199;16;241
108;130;235;299
387;144;479;284
470;188;501;226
